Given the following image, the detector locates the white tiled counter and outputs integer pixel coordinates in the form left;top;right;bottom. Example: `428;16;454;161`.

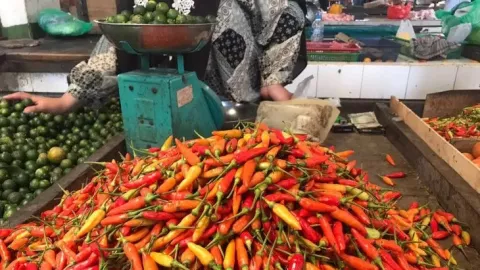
286;57;480;99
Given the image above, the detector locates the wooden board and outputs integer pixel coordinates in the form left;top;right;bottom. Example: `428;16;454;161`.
390;97;480;193
422;90;480;118
86;0;117;22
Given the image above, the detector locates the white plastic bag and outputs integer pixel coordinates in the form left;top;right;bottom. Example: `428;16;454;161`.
396;20;417;40
447;23;472;42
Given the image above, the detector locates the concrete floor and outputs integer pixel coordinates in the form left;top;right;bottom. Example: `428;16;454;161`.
324;132;480;269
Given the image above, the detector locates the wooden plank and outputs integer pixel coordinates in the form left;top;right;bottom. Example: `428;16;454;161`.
390;96;480;193
423;90;480;118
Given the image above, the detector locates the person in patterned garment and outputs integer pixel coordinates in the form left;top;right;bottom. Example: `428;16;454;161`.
5;0;307;114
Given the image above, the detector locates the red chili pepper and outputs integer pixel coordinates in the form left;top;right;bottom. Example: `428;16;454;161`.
433;213;452;232
240;231;254;252
436;210;456;223
379;250;402;270
312;175;337;183
226;138;238;153
371;219;409;241
123;171;162;189
112;197;127;209
268;178;298;191
81;182;96;194
384;172;406;179
107;194;156;216
0;229;13;239
191;144;209;155
264;193;296;203
339;253;377;270
142;211;177;221
299;198;337;213
350;205;371;225
451;224;462;236
71;253;98;270
271;129;293;145
351;228;382;267
287;253;304;270
431;231;450;240
430;218;439;233
303;156;329;168
337;179;358;187
382;191;402;202
332;221;346;252
293;213;321;243
318;215;339;254
316;195;340;206
75;246;92;263
234;147;269;164
297;208;314;218
374;239;402;253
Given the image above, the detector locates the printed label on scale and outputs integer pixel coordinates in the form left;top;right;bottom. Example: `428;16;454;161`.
177;85;193;108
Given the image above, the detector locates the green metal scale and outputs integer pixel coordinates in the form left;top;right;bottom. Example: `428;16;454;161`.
97;21;224;153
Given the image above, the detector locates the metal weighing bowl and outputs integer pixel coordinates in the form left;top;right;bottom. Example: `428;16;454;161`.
95;20;216;54
221;100;259;129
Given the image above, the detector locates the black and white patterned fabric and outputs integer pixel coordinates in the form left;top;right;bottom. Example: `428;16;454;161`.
67;0;305;105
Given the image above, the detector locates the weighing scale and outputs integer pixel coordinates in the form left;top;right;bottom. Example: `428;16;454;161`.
97;21;225;153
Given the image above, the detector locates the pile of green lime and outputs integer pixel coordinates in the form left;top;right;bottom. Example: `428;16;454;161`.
105;1;216;24
0;97;123;221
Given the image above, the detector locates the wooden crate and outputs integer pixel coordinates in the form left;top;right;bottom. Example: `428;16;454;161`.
390;97;480;193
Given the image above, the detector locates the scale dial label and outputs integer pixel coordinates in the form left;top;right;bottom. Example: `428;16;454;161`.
177;85;193;108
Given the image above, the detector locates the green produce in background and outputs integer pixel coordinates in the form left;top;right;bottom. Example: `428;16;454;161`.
105;2;216;25
0;97;123;222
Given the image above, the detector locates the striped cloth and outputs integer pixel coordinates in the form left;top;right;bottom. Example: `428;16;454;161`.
412;35;461;60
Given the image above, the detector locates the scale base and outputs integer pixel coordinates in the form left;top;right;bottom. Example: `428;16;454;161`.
118;68;223;154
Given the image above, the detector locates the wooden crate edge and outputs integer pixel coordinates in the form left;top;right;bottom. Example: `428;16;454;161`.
389;97;480;193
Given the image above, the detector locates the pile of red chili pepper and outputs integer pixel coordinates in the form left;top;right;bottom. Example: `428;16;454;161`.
424;104;480;141
0;123;472;270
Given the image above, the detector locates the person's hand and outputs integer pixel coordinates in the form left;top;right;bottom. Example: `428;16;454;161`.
261;84;293;101
3;92;79;114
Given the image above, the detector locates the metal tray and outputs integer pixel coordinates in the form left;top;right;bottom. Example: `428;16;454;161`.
95;20;216;54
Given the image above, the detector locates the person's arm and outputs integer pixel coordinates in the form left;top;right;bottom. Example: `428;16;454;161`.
256;1;306;101
4;36;117;114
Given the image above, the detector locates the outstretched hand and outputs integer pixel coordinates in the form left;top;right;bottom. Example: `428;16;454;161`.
261;84;293;101
3;92;79;114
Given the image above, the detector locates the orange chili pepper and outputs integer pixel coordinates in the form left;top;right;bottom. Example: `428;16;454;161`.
210;245;223;266
175;138;200;166
223;239;236;270
235;237;249;270
386;154;396;166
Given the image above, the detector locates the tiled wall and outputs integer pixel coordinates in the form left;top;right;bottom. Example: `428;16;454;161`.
286;62;480;99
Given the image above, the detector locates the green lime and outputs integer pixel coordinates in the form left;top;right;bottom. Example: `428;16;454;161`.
13;103;24;112
29;179;40;190
146;0;157;11
0;108;9;117
13;172;29;187
34;189;44;196
133;5;146;15
79;140;89;148
77;157;86;164
11;160;23;169
11;150;25;162
24;193;35;201
2;180;17;191
0;100;9;109
66;153;78;163
35;136;46;145
186;15;195;24
35;168;48;180
0;153;13;164
38;180;50;189
143;11;154;22
53;115;64;124
60;159;73;169
2;190;13;201
121;10;132;18
166;9;179;19
115;14;128;23
156;2;170;13
0;117;9;128
0;169;9;182
131;14;146;24
3;207;15;219
7;192;22;205
36;153;49;167
20;199;30;206
21;99;33;107
24;161;38;172
37;126;47;136
63;168;72;175
52;167;63;175
167;18;175;24
37;144;48;153
175;14;187;24
47;147;66;164
16;125;29;134
50;174;62;183
0;145;11;153
106;16;116;23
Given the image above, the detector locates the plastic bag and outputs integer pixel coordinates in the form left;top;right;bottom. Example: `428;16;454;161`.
38;9;92;37
387;4;412;20
436;1;480;44
396;20;416;40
